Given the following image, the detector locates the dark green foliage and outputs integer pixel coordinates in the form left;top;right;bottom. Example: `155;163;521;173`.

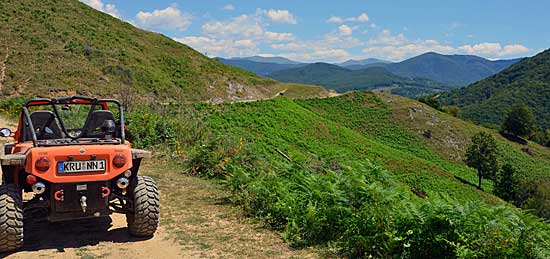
530;129;550;147
0;97;26;118
418;96;442;110
440;49;550;129
445;106;461;118
494;164;519;201
502;103;536;137
466;132;499;189
517;179;550;219
269;63;451;97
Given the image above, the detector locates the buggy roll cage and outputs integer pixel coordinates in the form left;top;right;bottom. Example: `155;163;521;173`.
20;96;126;147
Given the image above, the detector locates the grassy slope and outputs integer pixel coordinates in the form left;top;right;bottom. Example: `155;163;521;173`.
0;0;328;102
378;92;550;182
203;91;550;205
196;92;550;256
203;93;499;203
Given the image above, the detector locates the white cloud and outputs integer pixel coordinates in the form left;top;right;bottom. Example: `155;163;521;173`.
458;43;530;57
269;28;362;62
368;30;406;46
180;11;296;57
203;15;263;38
176;36;259;57
258;9;297;24
500;44;530;56
326;13;369;23
458;43;501;56
202;14;294;42
362;30;531;61
135;6;192;32
338;25;353;36
326;16;343;24
80;0;120;18
223;4;235;11
264;32;295;41
347;13;369;22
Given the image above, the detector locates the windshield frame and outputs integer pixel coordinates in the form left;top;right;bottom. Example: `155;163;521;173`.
19;96;126;147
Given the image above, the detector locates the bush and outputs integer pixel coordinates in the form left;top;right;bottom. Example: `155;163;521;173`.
494;163;519;201
221;157;550;258
419;96;442;110
0;96;26;118
502;103;536;138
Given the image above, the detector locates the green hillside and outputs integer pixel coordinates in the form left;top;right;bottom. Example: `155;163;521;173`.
123;91;549;258
440;49;550;128
0;0;328;102
269;63;450;97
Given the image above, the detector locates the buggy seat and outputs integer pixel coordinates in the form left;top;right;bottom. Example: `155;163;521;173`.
81;110;116;138
23;110;64;141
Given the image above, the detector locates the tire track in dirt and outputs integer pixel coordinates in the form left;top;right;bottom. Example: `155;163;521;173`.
1;213;182;259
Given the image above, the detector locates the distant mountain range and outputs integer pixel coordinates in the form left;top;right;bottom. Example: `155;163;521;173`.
269;63;450;96
382;52;522;86
440;49;550;129
216;53;523;97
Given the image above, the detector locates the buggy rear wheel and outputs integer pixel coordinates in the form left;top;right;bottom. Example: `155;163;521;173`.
0;184;23;253
126;176;159;237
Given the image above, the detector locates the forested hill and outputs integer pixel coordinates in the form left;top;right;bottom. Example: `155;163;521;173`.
0;0;328;102
440;49;550;128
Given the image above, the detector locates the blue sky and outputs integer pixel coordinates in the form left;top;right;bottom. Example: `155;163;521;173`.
82;0;549;62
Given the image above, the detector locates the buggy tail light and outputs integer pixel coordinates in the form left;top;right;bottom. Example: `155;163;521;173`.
26;175;37;185
35;157;51;171
113;155;126;168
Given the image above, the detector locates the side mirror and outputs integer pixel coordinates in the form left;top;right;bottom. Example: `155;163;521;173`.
0;128;12;137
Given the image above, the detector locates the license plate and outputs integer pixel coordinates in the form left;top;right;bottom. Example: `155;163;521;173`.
57;160;106;174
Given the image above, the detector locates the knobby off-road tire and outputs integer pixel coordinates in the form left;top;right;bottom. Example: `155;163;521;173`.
0;184;23;253
126;176;159;237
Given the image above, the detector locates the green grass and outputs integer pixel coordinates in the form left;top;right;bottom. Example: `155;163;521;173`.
202;93;495;201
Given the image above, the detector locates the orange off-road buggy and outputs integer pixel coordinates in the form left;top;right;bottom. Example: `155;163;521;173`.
0;96;159;252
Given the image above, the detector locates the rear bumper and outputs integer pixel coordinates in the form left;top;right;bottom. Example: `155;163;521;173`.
48;181;112;222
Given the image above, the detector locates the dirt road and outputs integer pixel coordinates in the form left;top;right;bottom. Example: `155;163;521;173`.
0;115;181;259
0;114;319;259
